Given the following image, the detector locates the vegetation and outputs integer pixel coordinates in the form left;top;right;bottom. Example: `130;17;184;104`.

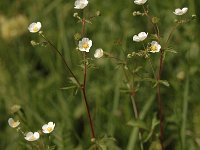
0;0;199;149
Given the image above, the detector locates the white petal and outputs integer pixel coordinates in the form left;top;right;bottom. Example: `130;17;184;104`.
42;124;48;130
182;7;188;13
8;118;20;128
133;35;140;42
34;132;40;139
138;32;148;41
134;0;147;5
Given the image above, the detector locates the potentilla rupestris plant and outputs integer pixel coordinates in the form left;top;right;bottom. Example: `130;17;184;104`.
7;0;197;149
26;0;101;149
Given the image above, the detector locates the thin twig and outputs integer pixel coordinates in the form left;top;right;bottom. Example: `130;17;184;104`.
39;33;81;87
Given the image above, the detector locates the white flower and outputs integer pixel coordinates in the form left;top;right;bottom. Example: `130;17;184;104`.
28;22;41;33
149;41;161;53
78;37;92;52
8;118;20;128
74;0;88;9
173;7;188;16
94;48;104;58
134;0;147;5
42;122;55;134
133;32;148;42
24;132;40;141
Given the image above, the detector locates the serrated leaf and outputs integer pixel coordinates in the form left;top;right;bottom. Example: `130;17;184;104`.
127;119;148;130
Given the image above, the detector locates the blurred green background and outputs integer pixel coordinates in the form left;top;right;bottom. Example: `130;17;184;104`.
0;0;200;149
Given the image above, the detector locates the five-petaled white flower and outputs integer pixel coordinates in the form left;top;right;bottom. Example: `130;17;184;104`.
28;22;42;33
133;32;148;42
78;38;92;52
173;7;188;16
8;118;20;128
94;48;104;58
42;122;55;134
149;41;161;53
134;0;147;5
74;0;88;9
24;132;40;141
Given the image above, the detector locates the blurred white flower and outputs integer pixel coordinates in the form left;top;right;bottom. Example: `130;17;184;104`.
74;0;88;9
173;7;188;16
94;48;104;58
78;37;92;52
8;118;20;128
133;32;148;42
24;132;40;141
28;22;41;33
134;0;147;5
149;41;161;53
42;122;55;134
1;15;28;40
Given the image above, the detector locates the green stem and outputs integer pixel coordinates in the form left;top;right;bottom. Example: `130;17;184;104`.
127;95;155;150
122;66;144;150
181;74;189;150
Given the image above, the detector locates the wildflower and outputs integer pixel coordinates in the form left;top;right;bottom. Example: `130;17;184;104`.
173;7;188;16
74;0;88;9
134;0;147;5
28;22;41;33
24;132;40;141
78;37;92;52
149;41;161;53
42;122;55;134
94;48;104;58
133;32;148;42
8;118;20;128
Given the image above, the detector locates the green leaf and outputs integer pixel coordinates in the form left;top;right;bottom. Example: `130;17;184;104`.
158;80;170;87
143;114;160;142
69;77;79;86
127;119;149;130
165;49;178;54
60;85;77;90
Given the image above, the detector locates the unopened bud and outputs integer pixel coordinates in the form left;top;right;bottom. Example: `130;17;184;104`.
30;40;38;46
96;11;101;16
73;12;78;17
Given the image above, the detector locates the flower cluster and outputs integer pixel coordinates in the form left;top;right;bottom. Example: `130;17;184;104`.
8;118;55;142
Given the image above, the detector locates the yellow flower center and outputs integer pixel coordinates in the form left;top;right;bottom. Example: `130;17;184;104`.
150;45;157;52
47;127;53;132
82;42;89;49
29;136;36;141
33;26;38;32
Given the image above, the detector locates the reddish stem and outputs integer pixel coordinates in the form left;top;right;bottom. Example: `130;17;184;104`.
81;17;96;144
